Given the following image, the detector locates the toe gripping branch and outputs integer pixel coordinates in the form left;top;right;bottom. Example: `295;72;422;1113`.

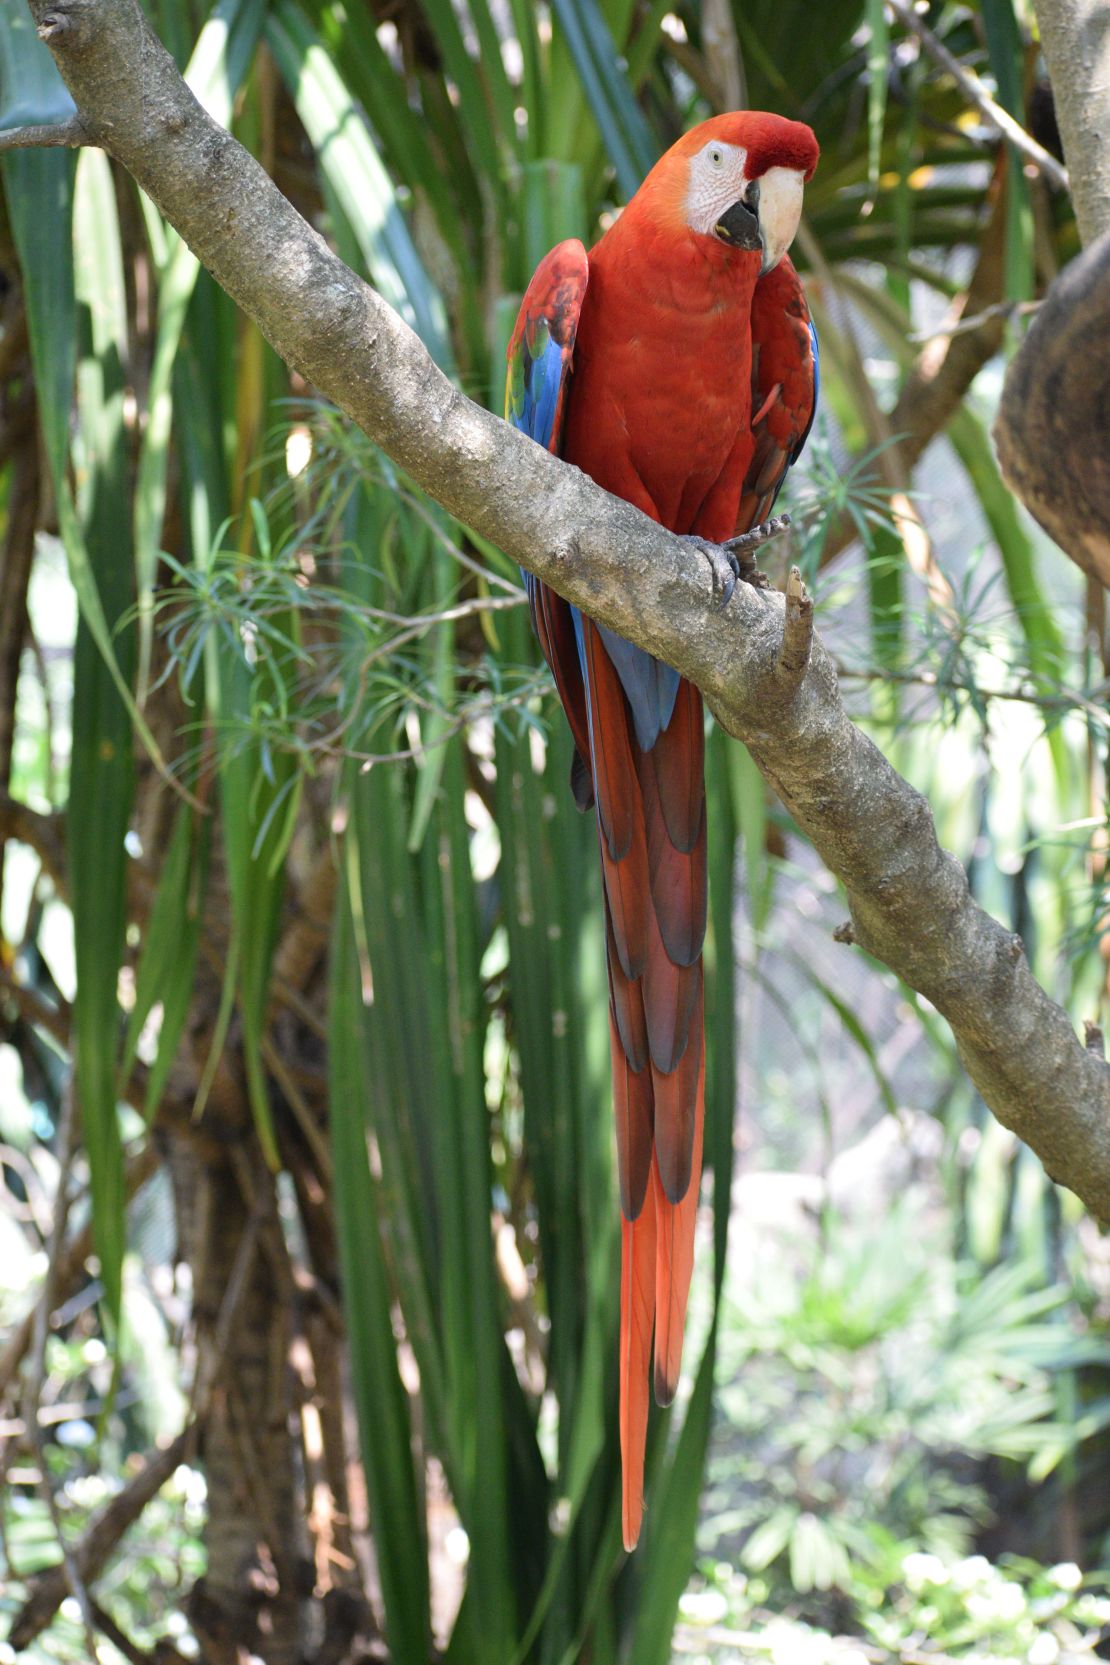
691;513;792;609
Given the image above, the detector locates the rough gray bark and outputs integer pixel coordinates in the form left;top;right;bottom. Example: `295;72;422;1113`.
992;1;1110;583
10;0;1110;1225
995;228;1110;587
1033;0;1110;248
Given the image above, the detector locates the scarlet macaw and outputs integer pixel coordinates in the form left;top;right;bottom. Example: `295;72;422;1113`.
506;112;819;1550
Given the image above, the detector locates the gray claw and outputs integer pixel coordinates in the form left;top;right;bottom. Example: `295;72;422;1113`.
687;537;740;610
687;513;792;608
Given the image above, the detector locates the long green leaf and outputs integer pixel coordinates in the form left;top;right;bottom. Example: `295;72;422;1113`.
121;804;210;1119
67;147;137;1326
266;0;453;368
309;0;470;265
4;137;137;1327
421;741;519;1657
979;0;1034;301
548;0;657;197
408;0;516;194
208;598;297;1170
330;862;431;1663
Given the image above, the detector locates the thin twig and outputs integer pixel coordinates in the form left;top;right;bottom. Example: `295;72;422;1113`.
0;117;90;151
885;0;1070;190
835;662;1110;729
88;1599;156;1665
908;298;1042;345
398;490;527;596
316;681;548;769
351;604;517;680
271;974;329;1043
0;1143;161;1398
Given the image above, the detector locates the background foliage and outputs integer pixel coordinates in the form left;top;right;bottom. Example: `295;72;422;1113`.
1;0;1108;1660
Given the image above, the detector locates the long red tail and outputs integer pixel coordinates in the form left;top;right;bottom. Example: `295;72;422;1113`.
580;619;707;1550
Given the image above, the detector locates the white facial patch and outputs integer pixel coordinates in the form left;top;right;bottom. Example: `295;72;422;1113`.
685;140;750;238
757;166;805;271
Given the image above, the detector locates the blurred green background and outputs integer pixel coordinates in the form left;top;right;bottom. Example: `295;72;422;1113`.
0;0;1108;1660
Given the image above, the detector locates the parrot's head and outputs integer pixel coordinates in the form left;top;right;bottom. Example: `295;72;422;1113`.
656;112;818;274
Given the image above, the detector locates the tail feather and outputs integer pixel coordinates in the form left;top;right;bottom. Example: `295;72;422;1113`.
643;789;707;967
606;905;650;1072
650;678;704;852
599;825;650;982
583;619;640;862
609;1005;654;1221
653;1033;705;1405
581;620;708;1551
586;619;652;979
621;1194;657;1551
651;975;703;1204
642;936;701;1075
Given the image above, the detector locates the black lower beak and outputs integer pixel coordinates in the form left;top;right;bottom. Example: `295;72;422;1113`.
714;197;762;253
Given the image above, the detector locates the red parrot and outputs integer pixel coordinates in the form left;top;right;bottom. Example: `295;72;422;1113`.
506;112;819;1550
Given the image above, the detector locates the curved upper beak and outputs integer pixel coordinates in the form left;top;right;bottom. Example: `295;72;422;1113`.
713;180;762;256
750;168;805;273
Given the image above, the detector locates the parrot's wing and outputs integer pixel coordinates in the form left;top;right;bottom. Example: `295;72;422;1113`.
736;255;819;534
506;239;589;450
506;240;593;801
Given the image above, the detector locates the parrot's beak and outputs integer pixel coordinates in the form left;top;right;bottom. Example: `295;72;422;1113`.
713;185;762;255
752;168;805;273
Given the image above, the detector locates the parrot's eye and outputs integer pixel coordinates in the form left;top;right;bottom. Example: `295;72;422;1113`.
709;147;723;166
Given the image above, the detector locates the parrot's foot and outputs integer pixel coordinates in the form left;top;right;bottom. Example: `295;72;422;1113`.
690;537;745;609
722;514;792;589
690;513;792;609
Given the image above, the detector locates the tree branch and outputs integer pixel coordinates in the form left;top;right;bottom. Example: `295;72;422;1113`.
994;227;1110;588
992;0;1110;586
0;116;89;150
19;0;1110;1221
1032;0;1110;247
